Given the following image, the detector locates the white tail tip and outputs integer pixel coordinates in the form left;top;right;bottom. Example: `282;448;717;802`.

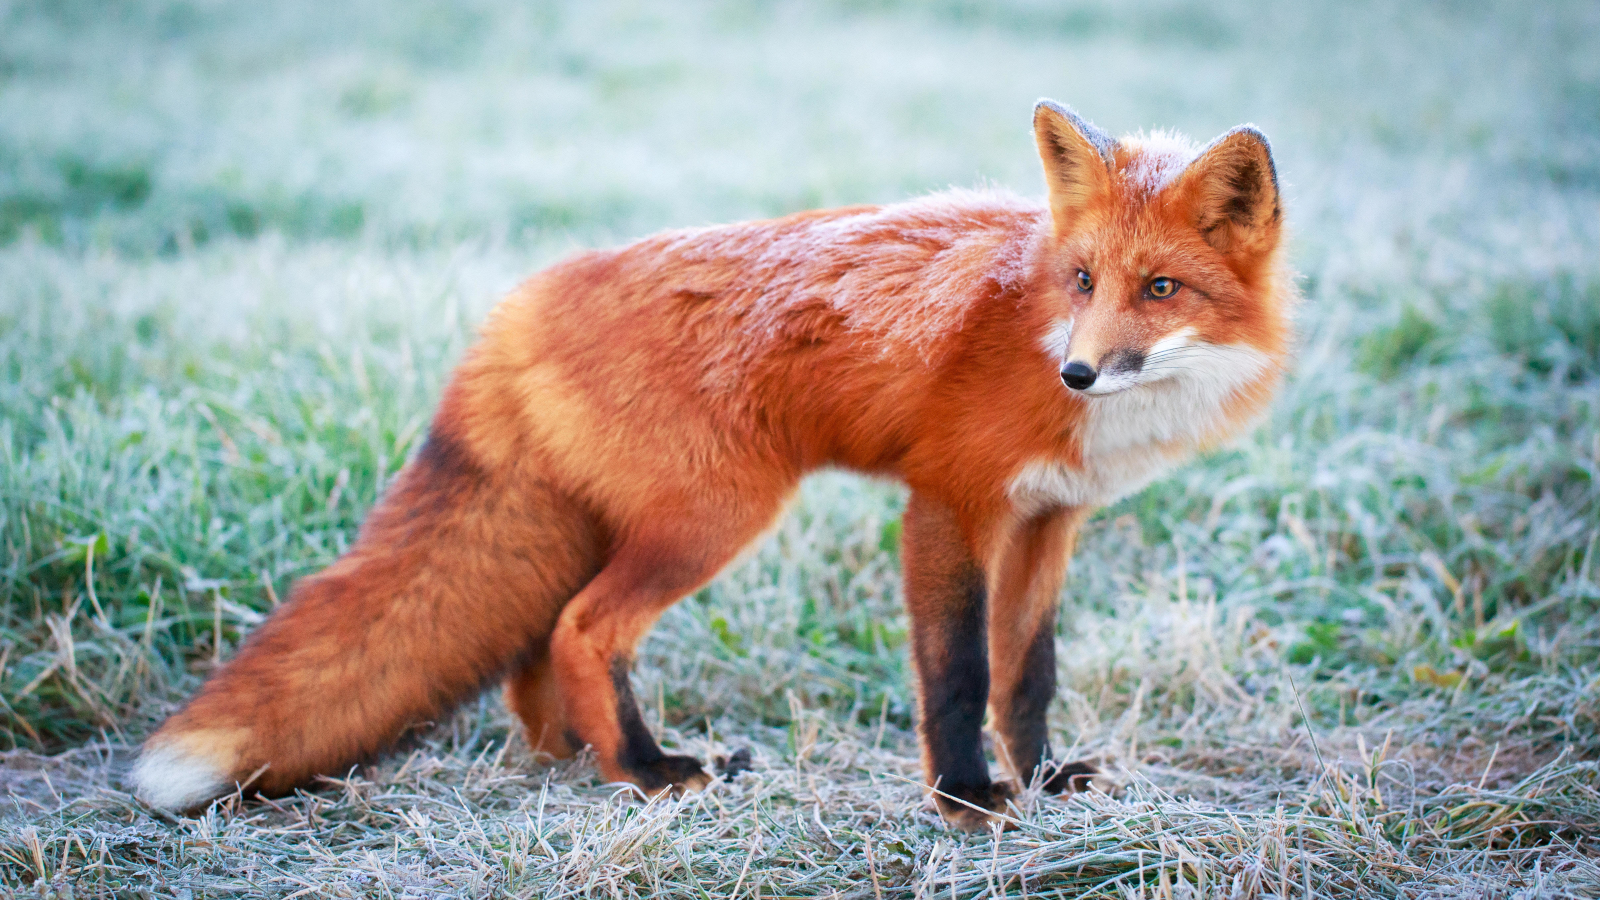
131;740;231;811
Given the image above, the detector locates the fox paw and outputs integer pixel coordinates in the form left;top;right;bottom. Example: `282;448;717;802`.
715;747;754;778
632;754;712;796
935;781;1017;832
1040;760;1097;794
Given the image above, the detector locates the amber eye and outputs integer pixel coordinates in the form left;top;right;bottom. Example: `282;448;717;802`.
1075;270;1093;292
1148;277;1179;299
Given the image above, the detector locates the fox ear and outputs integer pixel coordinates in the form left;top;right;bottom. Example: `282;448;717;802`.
1176;127;1282;259
1033;100;1115;235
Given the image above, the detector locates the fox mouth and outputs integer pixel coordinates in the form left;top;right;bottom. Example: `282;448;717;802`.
1060;341;1278;405
1069;377;1141;396
1063;372;1156;396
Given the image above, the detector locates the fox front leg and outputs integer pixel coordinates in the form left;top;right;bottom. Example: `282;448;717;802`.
986;508;1096;794
900;491;1012;830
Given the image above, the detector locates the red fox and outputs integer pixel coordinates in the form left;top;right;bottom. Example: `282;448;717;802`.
133;100;1290;829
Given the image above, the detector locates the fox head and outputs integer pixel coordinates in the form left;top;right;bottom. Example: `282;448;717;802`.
1030;100;1290;400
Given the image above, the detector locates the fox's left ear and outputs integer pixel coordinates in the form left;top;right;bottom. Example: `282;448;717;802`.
1175;127;1282;260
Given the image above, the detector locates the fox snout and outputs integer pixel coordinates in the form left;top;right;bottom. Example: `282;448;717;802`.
1059;349;1145;393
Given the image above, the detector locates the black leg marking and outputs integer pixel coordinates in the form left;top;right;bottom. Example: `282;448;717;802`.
610;658;663;769
998;612;1096;794
609;658;706;792
1002;610;1058;786
916;563;994;805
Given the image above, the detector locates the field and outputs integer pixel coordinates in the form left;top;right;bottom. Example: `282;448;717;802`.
3;1;1599;896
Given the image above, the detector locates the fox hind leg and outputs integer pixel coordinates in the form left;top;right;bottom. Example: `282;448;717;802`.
504;648;577;759
550;556;719;794
550;503;786;795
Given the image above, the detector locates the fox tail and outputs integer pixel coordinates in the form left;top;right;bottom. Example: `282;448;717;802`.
131;429;600;810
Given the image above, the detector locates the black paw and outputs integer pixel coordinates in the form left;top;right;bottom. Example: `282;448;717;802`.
1041;760;1096;794
935;780;1017;831
632;754;712;795
715;747;753;777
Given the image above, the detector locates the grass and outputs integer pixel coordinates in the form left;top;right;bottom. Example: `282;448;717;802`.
2;0;1599;896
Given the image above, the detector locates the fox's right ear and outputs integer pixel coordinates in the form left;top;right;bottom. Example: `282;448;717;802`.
1033;100;1115;235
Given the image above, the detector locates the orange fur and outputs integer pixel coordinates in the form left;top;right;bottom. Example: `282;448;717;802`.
134;100;1292;829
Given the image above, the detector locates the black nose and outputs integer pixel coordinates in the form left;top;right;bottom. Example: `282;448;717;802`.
1061;362;1097;390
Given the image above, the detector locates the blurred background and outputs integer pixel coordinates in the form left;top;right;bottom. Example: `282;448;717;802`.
4;1;1596;265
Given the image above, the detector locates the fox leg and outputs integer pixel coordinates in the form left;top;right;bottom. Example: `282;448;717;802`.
986;508;1095;795
504;649;575;759
550;507;784;794
900;491;1012;830
131;431;603;810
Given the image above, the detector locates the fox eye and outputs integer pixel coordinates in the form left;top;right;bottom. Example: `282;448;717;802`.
1147;277;1179;299
1075;270;1093;292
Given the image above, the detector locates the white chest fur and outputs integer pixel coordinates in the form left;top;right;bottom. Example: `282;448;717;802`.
1007;338;1273;515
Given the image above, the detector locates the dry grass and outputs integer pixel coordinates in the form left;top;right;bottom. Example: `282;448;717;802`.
4;717;1597;897
3;0;1599;896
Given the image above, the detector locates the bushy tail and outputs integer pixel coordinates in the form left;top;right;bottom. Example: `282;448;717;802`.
132;431;602;810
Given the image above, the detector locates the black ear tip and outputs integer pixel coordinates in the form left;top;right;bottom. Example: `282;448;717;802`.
1033;99;1091;130
1033;100;1114;159
1033;99;1077;132
1034;98;1070;117
1229;125;1272;154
